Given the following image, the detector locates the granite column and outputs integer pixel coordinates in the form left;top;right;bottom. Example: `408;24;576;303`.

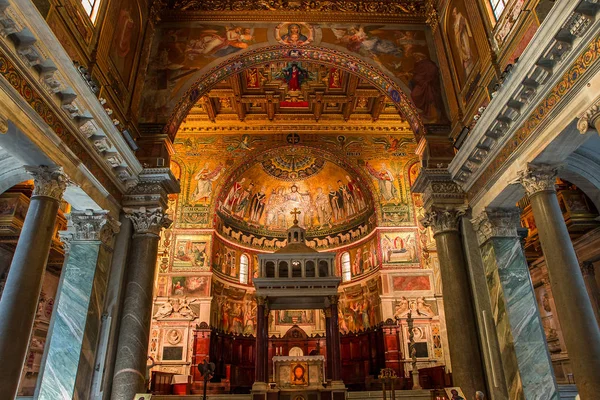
110;207;171;400
253;296;267;389
324;307;333;382
517;164;600;399
413;169;487;399
473;208;559;400
36;210;119;399
421;207;486;398
328;295;343;385
580;262;600;326
0;166;69;399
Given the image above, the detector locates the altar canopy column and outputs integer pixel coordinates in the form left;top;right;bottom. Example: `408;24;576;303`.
412;169;487;400
324;307;333;382
0;166;69;399
110;168;179;400
254;296;267;389
516;164;600;399
329;295;343;385
36;210;119;399
472;208;559;400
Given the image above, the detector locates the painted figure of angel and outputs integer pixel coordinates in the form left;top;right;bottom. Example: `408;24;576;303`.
365;162;398;201
192;163;224;203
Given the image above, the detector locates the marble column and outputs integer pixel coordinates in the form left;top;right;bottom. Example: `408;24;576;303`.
0;166;69;399
36;210;119;399
473;208;559;400
253;296;267;389
580;262;600;326
421;207;486;399
111;207;171;400
324;307;333;382
328;295;343;385
517;164;600;399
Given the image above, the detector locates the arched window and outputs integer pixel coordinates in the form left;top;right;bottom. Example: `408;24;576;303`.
81;0;102;22
341;253;351;282
488;0;507;20
240;255;249;284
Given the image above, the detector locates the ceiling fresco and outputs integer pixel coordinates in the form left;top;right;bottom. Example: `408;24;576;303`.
139;21;445;136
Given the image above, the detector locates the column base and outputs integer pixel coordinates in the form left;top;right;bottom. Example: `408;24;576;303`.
252;381;269;391
328;380;346;389
411;370;422;389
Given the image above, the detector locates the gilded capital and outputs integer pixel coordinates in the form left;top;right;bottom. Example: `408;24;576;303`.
471;207;521;246
420;206;466;235
577;97;600;134
25;165;71;201
515;163;559;196
124;206;172;236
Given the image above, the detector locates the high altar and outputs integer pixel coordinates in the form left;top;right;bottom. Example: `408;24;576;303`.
272;355;325;389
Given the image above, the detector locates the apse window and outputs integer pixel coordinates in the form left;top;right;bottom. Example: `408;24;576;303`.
341;252;351;282
489;0;507;20
81;0;101;22
240;255;249;284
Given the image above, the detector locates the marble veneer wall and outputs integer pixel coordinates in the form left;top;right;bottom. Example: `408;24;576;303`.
36;214;117;399
479;233;559;400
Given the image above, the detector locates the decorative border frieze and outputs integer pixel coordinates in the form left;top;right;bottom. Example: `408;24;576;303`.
448;0;600;194
0;0;142;193
471;207;521;246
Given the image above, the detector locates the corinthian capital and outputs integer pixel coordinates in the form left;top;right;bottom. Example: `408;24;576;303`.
515;163;559;196
124;206;172;236
577;97;600;134
421;206;466;235
471;207;521;246
25;165;72;201
60;210;120;251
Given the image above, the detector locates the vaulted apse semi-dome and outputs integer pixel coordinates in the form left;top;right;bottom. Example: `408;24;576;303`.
215;145;376;249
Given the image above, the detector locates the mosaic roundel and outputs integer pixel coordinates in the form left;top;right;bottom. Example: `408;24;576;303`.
261;149;325;181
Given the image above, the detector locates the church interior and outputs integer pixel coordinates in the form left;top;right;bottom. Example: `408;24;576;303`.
0;0;599;399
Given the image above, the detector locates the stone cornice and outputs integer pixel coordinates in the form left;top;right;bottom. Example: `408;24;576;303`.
0;0;142;193
515;163;559;196
448;0;600;194
411;168;466;211
25;165;71;201
471;207;521;246
122;168;180;211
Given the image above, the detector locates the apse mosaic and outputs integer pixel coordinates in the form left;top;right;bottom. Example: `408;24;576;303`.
216;146;372;236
